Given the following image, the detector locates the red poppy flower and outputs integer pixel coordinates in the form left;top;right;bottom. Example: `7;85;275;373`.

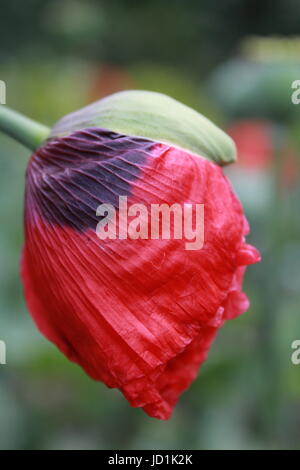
88;64;134;102
0;91;260;419
227;120;273;170
227;119;299;189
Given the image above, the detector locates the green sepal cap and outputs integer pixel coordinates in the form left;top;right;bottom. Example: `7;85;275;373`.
51;90;236;165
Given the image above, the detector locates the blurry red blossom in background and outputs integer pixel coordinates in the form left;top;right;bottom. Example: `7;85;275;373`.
227;120;273;170
88;64;134;102
227;119;299;188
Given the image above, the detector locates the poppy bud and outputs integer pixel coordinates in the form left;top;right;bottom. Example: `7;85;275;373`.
1;91;260;419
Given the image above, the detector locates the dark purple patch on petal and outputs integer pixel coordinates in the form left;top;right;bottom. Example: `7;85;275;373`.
25;128;155;231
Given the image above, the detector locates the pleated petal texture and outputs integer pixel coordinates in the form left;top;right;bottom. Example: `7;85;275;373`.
22;128;260;419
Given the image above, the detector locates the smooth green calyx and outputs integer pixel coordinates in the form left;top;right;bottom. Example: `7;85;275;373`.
51;90;236;166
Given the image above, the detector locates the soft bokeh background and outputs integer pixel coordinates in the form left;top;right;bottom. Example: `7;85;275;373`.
0;0;300;450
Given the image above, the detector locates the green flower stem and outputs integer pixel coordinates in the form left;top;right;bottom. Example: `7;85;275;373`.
0;106;50;151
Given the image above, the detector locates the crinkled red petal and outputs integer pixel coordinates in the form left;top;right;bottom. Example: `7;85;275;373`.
22;129;260;419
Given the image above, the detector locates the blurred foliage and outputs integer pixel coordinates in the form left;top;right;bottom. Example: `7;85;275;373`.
209;59;300;121
0;0;300;451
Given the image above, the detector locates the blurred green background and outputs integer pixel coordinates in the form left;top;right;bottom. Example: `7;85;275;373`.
0;0;300;450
